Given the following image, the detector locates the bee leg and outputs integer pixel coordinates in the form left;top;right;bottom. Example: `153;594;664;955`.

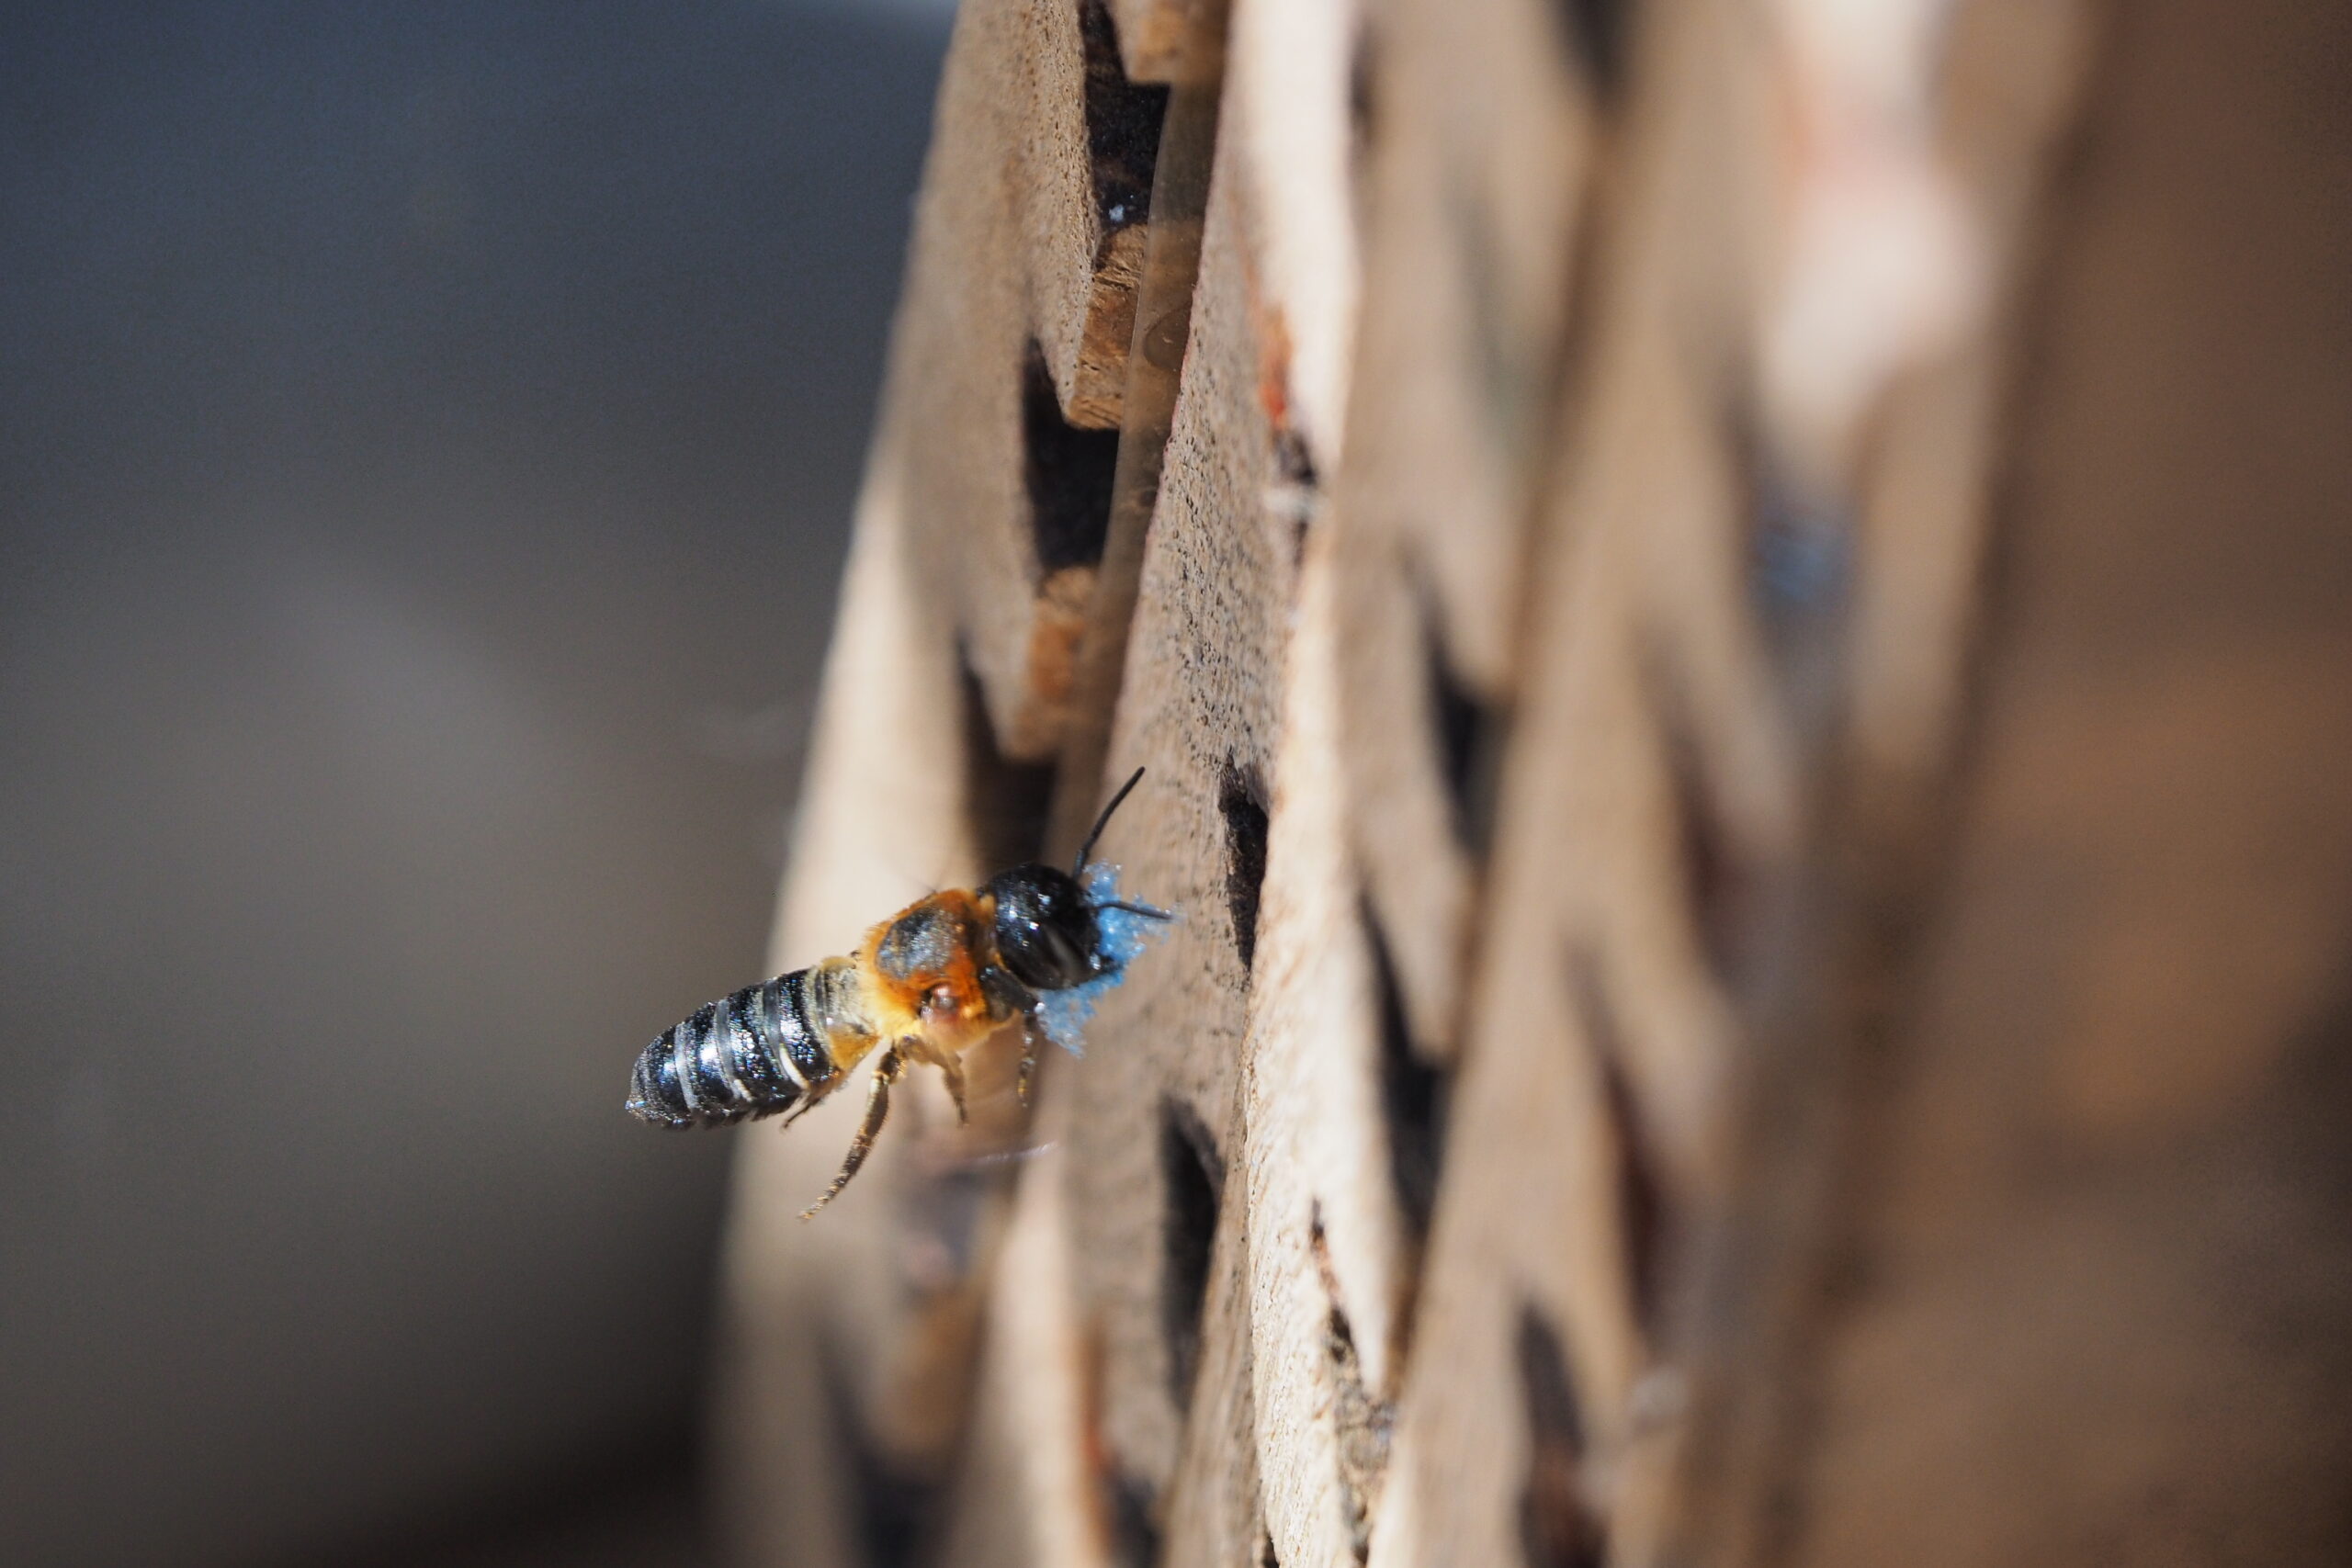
977;961;1046;1109
1017;1015;1044;1107
936;1052;969;1126
773;1086;828;1132
800;1044;904;1220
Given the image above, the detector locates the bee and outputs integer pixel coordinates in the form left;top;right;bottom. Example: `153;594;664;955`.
626;768;1169;1217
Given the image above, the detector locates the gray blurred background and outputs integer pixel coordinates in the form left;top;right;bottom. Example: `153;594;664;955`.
0;4;951;1563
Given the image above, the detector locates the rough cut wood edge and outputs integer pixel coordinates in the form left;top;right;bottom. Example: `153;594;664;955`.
1242;522;1416;1568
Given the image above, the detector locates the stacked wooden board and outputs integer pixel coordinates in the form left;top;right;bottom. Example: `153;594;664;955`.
712;1;2352;1564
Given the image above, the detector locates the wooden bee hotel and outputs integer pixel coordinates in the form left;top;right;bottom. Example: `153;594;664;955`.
646;0;2352;1564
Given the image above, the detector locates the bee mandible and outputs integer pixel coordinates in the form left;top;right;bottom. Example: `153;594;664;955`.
625;767;1169;1217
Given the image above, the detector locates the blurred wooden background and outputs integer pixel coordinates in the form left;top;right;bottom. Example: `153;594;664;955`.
710;0;2352;1563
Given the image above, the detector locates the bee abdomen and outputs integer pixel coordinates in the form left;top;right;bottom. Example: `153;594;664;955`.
626;969;838;1129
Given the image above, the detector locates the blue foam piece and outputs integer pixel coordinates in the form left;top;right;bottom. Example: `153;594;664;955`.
1035;863;1172;1055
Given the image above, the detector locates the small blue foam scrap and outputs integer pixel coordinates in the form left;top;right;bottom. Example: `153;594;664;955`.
1035;863;1174;1055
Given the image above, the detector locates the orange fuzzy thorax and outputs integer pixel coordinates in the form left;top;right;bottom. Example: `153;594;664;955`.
847;888;1010;1062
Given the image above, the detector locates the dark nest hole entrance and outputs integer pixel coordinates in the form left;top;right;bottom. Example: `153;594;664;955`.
1220;761;1272;976
958;660;1055;871
1517;1304;1603;1568
1363;897;1447;1245
1160;1094;1225;1407
1023;344;1121;575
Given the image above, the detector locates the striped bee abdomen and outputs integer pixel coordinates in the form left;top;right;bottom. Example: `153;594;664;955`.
626;970;839;1129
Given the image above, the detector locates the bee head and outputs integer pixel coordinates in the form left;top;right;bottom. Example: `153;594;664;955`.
985;863;1104;993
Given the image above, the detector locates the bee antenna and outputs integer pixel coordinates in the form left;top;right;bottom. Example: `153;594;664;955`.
1073;766;1147;875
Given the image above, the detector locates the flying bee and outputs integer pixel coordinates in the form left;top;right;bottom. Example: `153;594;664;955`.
626;768;1169;1217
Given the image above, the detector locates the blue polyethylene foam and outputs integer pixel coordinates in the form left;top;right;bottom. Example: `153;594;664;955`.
1035;863;1172;1055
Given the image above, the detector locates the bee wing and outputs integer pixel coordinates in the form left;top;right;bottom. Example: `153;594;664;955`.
956;1140;1057;1168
